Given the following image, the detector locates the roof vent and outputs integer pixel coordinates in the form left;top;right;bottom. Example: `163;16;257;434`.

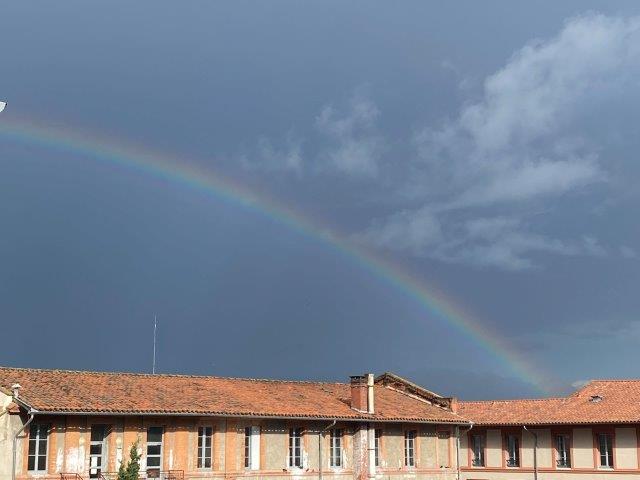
590;395;603;403
11;383;21;399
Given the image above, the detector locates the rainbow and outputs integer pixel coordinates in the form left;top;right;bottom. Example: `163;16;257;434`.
0;115;550;394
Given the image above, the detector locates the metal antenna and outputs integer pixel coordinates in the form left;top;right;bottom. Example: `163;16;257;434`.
152;315;157;374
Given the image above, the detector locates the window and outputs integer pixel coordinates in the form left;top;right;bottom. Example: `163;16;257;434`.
598;433;614;468
89;425;107;478
471;434;485;467
28;424;49;472
404;430;416;467
505;434;519;467
146;426;163;475
197;426;213;469
288;427;303;468
556;434;571;468
330;429;343;468
374;429;382;467
244;426;260;470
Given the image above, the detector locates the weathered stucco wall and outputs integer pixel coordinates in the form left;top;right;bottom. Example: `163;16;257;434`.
8;414;459;480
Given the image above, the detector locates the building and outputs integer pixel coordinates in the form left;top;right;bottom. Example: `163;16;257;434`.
3;367;640;480
0;368;466;480
458;380;640;480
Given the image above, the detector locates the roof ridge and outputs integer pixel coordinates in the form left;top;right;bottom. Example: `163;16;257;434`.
0;366;347;385
584;378;640;382
460;397;566;404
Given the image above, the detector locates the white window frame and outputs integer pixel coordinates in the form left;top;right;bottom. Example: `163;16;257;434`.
329;428;343;468
197;426;213;469
374;429;382;467
288;427;303;469
28;424;49;472
89;425;107;478
146;426;164;473
404;430;416;468
244;426;260;470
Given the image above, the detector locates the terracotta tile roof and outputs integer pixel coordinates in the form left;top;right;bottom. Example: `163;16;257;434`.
459;380;640;425
0;367;465;423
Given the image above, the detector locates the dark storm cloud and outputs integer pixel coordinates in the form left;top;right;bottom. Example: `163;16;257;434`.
1;0;640;399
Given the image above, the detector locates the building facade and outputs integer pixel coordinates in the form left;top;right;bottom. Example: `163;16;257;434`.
458;381;640;480
2;367;640;480
0;369;465;480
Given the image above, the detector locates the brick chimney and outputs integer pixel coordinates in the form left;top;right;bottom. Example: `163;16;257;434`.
350;374;375;413
450;396;458;413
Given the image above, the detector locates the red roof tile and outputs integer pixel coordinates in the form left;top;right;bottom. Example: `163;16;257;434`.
459;380;640;425
0;367;465;423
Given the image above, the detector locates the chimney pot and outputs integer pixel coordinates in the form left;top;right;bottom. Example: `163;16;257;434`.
11;383;21;399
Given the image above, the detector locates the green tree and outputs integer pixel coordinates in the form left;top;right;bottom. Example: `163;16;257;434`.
118;440;142;480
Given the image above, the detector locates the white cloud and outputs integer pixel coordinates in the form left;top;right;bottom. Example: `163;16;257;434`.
356;207;443;256
361;13;640;269
239;133;303;174
315;92;384;176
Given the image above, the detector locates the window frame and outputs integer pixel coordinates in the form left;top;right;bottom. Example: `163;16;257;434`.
503;431;521;468
469;432;486;468
244;425;260;470
404;429;417;468
329;428;343;468
595;430;615;469
146;426;164;474
552;430;572;469
28;423;49;473
197;425;213;469
374;428;383;468
89;424;108;478
288;427;303;469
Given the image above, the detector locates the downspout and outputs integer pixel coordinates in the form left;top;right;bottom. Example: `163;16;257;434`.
456;423;473;480
523;426;538;480
318;420;336;480
12;411;35;480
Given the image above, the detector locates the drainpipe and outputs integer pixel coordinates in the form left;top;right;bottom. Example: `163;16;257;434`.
318;420;337;480
456;423;473;480
12;411;35;480
523;426;538;480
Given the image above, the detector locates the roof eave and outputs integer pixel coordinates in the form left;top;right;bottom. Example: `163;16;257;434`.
29;409;470;424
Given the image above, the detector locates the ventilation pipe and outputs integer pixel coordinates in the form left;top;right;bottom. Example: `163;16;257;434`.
11;384;21;399
366;374;375;414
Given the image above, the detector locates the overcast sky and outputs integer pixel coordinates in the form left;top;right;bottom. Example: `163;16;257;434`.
2;1;640;399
